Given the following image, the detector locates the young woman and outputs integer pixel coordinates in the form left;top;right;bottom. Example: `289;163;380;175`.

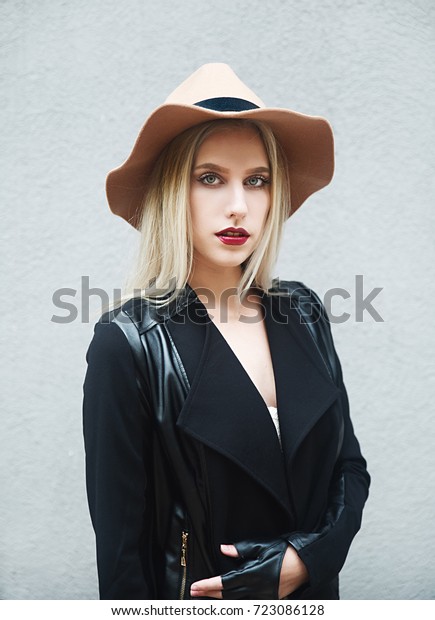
82;63;370;600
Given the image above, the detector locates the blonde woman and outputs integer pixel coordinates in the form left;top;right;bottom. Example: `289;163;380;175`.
83;64;370;600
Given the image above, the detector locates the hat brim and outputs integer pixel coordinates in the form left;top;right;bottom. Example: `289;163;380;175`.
106;103;334;228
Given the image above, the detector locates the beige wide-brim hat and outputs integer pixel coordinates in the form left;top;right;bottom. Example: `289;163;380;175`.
106;63;334;228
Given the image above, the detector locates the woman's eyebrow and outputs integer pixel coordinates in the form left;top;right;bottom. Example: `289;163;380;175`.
193;163;270;174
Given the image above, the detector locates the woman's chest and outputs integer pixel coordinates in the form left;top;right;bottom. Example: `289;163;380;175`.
211;318;277;408
167;300;278;409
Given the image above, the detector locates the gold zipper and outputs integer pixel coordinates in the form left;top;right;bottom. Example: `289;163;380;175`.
179;530;189;600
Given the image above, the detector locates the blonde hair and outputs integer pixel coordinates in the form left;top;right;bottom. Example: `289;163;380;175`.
117;118;290;308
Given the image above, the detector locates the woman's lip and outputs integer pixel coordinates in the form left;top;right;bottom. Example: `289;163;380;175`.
216;227;249;236
216;234;249;246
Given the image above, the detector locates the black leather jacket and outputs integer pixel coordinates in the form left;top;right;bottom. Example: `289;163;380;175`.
83;281;370;600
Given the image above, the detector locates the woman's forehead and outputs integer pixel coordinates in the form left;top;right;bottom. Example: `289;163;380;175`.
194;126;269;166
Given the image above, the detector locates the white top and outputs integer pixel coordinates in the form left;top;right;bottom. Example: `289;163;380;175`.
267;406;281;446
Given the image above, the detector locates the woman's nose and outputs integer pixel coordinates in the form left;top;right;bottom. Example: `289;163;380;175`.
226;183;248;218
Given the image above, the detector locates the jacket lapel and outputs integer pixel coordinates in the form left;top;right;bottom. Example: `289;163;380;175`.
264;293;341;467
176;291;340;518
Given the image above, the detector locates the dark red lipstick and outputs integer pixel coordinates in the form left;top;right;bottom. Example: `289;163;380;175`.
215;227;250;246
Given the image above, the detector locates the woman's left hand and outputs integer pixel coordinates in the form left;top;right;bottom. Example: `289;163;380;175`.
190;540;309;599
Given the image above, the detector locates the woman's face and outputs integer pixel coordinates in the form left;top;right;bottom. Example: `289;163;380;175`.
189;126;271;273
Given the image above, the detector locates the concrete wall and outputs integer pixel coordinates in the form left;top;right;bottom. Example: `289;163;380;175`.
2;0;434;599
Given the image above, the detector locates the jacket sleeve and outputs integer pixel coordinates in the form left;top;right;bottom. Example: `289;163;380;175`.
82;320;153;600
286;285;371;590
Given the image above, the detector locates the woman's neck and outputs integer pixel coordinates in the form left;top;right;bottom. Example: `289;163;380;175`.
188;263;258;324
188;264;241;297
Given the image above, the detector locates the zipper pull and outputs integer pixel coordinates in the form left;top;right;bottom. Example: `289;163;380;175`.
180;531;188;567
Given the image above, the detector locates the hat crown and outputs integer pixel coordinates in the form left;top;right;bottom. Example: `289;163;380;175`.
164;63;265;108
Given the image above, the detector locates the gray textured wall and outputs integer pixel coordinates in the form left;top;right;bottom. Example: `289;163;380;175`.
1;0;434;600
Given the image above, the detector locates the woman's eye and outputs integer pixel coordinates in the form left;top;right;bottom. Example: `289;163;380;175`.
246;176;270;187
199;173;219;185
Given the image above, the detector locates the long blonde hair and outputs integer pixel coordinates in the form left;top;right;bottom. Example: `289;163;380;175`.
118;118;290;307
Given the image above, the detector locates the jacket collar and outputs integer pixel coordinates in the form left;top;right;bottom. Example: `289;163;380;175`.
175;289;341;519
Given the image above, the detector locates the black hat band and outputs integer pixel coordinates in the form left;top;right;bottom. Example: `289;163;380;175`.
194;97;259;112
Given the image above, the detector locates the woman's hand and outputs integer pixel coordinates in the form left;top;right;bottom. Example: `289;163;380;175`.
277;544;309;599
190;541;308;599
